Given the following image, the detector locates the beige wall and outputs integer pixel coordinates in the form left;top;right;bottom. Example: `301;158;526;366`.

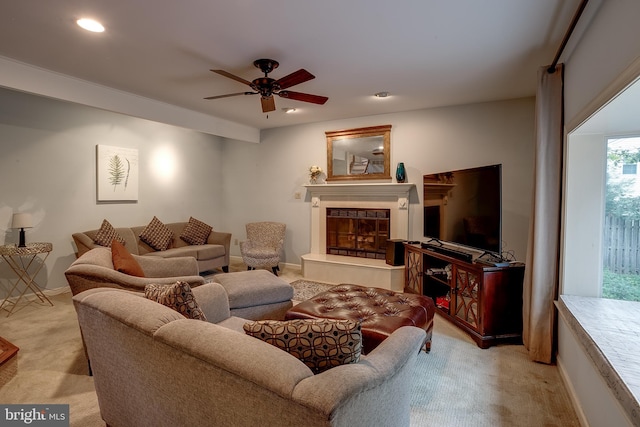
0;88;226;292
222;97;535;264
0;88;535;295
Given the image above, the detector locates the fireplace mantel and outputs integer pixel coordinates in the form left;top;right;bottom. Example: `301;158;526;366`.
303;183;416;250
304;183;415;198
302;182;415;290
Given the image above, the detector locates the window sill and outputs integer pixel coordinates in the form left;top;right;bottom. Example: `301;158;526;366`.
556;295;640;424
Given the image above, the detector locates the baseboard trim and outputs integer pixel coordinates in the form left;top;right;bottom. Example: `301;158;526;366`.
556;354;589;427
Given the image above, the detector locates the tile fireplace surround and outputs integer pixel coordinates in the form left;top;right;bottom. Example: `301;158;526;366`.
301;183;415;290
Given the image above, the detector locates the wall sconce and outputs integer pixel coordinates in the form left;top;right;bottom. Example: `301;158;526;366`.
12;213;33;247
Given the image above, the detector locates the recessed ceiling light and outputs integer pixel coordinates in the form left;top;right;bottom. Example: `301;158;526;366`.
374;91;390;98
77;18;105;33
282;107;297;113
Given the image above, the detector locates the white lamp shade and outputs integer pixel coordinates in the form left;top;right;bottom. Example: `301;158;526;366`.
12;213;33;229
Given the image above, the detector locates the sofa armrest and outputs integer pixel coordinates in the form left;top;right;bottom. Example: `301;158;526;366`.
72;233;98;258
191;282;231;323
291;326;426;424
133;255;199;278
208;231;231;266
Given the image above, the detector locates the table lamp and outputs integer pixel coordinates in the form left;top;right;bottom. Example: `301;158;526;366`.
12;213;33;247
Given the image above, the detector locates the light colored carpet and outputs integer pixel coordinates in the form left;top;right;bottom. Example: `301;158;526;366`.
289;279;335;301
0;265;580;426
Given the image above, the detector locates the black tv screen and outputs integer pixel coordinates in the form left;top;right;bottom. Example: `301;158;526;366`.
423;164;502;255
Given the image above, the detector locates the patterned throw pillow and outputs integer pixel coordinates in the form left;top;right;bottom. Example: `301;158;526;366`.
180;216;213;246
243;319;362;374
94;219;125;247
139;216;173;251
144;281;207;321
111;240;145;277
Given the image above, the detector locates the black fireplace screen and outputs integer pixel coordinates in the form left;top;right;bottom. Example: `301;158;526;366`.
326;208;390;259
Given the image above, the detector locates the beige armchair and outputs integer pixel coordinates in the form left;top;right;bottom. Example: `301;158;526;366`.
64;247;205;296
239;222;286;275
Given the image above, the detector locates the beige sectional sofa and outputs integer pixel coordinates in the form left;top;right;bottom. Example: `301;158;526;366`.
73;283;425;427
64;247;206;296
72;221;231;273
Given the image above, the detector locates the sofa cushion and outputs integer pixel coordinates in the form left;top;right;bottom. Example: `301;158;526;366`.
243;318;362;373
195;245;226;260
139;216;174;251
94;219;126;247
145;246;199;259
180;217;213;246
111;240;145;277
144;281;207;321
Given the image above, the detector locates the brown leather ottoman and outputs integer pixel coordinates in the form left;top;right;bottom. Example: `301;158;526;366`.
285;284;435;354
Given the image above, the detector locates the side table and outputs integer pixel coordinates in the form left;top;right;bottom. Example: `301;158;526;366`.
0;242;54;317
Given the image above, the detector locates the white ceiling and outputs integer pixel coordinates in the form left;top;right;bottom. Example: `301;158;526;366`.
0;1;583;132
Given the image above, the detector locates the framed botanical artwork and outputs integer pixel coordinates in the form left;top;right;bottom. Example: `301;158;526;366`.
96;145;139;202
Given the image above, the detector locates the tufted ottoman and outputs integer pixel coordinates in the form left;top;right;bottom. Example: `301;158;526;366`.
285;284;435;354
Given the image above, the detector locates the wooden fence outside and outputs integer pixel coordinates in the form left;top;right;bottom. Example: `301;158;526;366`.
604;215;640;274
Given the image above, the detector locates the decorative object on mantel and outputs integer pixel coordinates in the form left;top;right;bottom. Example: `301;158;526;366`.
309;165;323;184
396;162;406;183
11;213;33;247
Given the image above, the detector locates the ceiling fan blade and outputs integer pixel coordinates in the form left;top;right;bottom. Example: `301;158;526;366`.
275;69;315;89
278;91;328;105
204;92;254;100
210;69;253;86
261;96;276;112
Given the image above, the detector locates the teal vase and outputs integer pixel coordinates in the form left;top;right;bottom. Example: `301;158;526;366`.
396;162;406;183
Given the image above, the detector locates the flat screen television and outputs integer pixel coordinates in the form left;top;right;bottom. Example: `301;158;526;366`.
423;164;502;255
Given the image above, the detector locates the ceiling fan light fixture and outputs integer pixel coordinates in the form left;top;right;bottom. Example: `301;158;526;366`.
374;91;390;98
206;59;328;113
77;18;105;33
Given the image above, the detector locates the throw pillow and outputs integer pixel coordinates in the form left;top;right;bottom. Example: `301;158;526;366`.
94;219;125;247
111;240;145;277
139;216;173;251
180;216;213;246
243;319;362;374
144;281;207;321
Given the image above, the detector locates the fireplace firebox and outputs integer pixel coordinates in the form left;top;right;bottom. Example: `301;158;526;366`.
326;208;390;259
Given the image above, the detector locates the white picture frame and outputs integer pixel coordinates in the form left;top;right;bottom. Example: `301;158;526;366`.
96;145;139;202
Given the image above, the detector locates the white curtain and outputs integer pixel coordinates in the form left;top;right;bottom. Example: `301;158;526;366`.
522;64;564;364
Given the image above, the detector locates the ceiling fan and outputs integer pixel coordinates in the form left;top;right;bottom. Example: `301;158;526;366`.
205;59;329;113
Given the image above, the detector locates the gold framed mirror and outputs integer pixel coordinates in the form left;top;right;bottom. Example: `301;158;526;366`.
326;125;392;181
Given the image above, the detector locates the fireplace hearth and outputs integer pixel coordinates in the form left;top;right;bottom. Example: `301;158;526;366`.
326;208;390;259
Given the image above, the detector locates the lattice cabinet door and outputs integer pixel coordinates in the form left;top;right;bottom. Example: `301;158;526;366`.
453;267;480;331
404;246;422;294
